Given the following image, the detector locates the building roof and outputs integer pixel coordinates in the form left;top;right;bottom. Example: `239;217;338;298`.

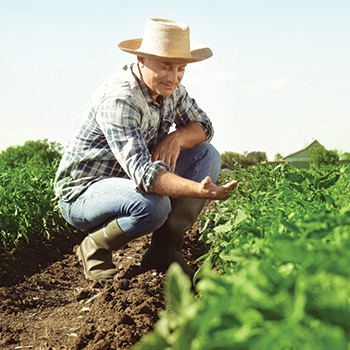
283;140;320;160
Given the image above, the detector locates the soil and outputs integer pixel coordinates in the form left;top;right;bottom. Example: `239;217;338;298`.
0;204;210;350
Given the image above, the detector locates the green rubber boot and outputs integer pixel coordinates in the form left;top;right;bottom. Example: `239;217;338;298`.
142;198;207;279
77;219;133;280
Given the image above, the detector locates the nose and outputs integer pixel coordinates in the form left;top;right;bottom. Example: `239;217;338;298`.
167;69;179;84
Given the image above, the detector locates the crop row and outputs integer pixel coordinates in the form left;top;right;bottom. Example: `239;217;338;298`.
0;158;69;248
134;164;350;350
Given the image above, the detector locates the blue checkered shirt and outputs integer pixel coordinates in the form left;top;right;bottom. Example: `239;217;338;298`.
54;63;214;202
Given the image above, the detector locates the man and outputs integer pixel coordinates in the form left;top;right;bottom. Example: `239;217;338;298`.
54;18;237;281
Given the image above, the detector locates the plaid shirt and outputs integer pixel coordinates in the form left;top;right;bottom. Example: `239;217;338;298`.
54;63;214;202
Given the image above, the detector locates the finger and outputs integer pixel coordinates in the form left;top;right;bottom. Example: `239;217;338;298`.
170;157;177;171
230;180;239;188
223;180;239;190
202;176;212;186
164;153;176;171
152;149;161;162
153;149;171;164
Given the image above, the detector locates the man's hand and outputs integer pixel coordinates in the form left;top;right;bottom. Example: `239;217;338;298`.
152;123;206;171
198;176;238;200
152;133;180;171
153;170;238;200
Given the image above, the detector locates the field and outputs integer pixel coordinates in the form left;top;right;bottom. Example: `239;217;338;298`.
0;210;204;349
135;164;350;350
1;159;350;349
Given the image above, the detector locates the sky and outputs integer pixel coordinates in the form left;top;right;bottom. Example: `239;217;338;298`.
1;0;349;160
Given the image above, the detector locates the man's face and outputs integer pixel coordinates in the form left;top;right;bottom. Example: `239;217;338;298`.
138;57;187;100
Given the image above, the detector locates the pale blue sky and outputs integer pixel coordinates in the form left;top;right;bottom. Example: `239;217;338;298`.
1;0;349;160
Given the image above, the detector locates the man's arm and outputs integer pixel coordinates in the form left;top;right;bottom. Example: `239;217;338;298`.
153;170;238;200
152;123;206;170
152;122;238;200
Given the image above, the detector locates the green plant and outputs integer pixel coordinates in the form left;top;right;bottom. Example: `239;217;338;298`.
0;157;69;248
309;144;339;168
0;139;63;168
133;164;350;349
220;151;267;170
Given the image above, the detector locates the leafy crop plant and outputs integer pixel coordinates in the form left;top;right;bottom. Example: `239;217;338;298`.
0;157;70;248
133;164;350;350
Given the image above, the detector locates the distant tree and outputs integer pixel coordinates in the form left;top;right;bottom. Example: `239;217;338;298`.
221;151;242;169
340;152;350;160
274;153;283;161
0;139;63;167
246;151;267;165
309;144;339;168
221;150;267;169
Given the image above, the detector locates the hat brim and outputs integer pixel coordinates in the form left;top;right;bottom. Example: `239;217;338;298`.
118;38;213;63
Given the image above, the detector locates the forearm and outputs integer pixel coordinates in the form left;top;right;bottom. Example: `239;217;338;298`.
153;170;201;198
153;169;237;200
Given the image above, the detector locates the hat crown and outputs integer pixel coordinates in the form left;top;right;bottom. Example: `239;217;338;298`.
117;18;212;63
139;18;191;58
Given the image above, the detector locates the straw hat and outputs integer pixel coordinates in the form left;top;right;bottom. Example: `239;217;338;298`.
118;18;213;63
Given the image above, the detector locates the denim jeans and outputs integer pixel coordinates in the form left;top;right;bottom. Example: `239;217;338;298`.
58;142;221;237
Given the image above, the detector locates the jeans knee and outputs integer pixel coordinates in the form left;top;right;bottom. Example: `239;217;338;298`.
205;143;221;169
126;195;171;236
175;142;221;183
194;143;221;182
148;195;172;230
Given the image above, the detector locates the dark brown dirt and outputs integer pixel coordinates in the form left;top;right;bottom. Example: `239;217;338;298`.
0;205;209;350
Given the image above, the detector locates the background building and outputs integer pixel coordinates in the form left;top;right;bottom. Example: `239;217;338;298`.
283;140;321;169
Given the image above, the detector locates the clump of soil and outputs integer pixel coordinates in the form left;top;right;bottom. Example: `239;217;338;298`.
0;204;209;350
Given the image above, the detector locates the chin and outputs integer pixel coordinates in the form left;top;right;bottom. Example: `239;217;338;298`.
161;88;176;96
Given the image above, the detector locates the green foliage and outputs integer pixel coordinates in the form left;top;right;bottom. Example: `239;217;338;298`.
340;152;350;161
0;139;63;168
309;144;339;168
221;151;267;170
133;164;350;350
0;141;69;248
201;164;350;272
221;151;242;169
244;151;267;166
274;153;283;161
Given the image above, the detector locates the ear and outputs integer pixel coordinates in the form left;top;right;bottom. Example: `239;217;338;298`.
137;56;144;65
